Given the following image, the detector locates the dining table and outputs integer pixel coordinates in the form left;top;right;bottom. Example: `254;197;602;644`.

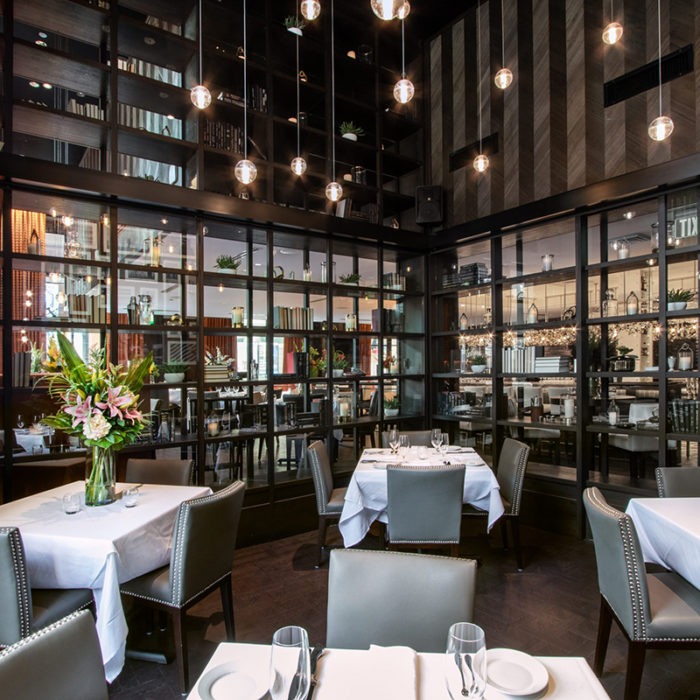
338;447;504;548
625;497;700;589
186;642;610;699
0;480;211;682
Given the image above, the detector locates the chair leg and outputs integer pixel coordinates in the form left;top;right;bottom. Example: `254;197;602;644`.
220;575;235;641
593;597;613;676
500;518;509;550
624;641;646;700
316;518;329;568
171;608;189;694
510;517;524;571
450;543;460;557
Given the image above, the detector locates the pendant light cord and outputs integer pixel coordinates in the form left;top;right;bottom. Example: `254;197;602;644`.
330;0;336;179
401;18;406;78
243;0;248;159
656;0;663;116
198;0;204;84
477;4;482;149
296;34;301;156
500;0;505;68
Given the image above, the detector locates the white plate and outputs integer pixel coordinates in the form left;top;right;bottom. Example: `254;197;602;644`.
197;661;267;700
373;463;388;470
487;648;549;696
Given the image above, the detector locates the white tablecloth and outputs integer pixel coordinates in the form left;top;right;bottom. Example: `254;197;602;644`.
339;448;504;548
0;481;210;682
186;643;610;700
625;497;700;589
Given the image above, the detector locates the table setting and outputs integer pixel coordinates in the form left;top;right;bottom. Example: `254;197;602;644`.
186;623;609;699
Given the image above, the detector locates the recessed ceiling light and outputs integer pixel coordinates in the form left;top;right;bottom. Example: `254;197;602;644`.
623;211;635;220
29;81;40;88
167;114;175;120
42;83;53;89
144;36;156;46
161;218;168;225
288;116;297;124
35;40;47;47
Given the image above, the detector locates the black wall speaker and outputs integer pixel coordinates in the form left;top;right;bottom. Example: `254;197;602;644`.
415;186;443;224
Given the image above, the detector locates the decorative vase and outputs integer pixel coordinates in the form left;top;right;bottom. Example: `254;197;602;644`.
342;132;358;141
668;301;687;311
85;445;116;506
385;407;400;417
163;372;185;383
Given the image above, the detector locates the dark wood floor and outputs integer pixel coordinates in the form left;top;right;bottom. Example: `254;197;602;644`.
109;523;700;699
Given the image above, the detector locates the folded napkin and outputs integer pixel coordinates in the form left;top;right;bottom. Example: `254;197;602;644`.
314;645;417;700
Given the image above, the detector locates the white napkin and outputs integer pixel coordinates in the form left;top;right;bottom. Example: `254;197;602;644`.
314;645;417;700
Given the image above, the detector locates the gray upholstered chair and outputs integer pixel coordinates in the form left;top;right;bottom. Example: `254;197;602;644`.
307;440;347;567
0;610;107;700
655;466;700;498
120;480;246;693
124;457;193;485
464;437;530;570
0;526;94;648
387;465;465;556
583;487;700;700
380;429;433;448
326;549;477;652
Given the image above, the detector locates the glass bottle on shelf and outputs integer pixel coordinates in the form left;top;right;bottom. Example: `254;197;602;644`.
626;290;639;315
459;312;468;331
150;236;161;267
607;398;619;426
127;296;140;325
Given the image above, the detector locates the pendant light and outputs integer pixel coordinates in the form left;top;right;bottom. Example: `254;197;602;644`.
648;0;673;142
300;0;321;21
602;0;623;45
290;13;307;176
494;0;512;89
190;0;211;109
473;4;489;173
234;0;257;184
326;0;342;202
370;0;403;21
393;8;414;104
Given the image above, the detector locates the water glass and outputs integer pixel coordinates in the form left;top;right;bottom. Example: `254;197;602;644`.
439;433;450;456
62;493;80;515
388;428;400;454
269;626;310;700
398;434;410;459
124;487;140;508
431;428;443;451
445;622;487;699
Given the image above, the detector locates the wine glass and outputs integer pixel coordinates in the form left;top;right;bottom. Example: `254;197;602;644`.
388;427;400;454
398;434;410;459
431;428;443;451
445;622;487;699
16;415;25;430
439;433;450;457
269;626;310;700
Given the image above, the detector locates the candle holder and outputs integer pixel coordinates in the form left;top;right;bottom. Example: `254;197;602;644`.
231;306;245;328
541;254;554;272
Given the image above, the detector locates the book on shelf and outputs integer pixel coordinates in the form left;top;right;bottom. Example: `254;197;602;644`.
272;306;313;330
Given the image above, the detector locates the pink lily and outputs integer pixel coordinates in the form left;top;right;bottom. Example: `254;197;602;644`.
63;394;94;428
95;386;134;420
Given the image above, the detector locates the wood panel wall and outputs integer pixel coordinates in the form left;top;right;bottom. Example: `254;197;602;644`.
428;0;700;228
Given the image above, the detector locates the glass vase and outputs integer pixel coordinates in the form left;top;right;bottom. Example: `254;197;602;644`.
85;445;116;506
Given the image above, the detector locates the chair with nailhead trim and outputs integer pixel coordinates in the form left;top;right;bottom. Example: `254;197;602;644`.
0;526;94;649
655;466;700;498
119;480;245;693
583;487;700;700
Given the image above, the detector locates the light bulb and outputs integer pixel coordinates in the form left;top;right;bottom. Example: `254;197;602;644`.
326;181;343;201
396;1;410;19
234;158;257;184
191;84;211;109
291;156;308;176
370;0;402;20
602;21;623;45
648;115;674;141
393;78;414;104
473;153;490;173
494;67;513;89
300;0;321;20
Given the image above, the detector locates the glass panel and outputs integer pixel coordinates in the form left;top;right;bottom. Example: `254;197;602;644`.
605;200;658;261
502;218;575;278
668;187;698;249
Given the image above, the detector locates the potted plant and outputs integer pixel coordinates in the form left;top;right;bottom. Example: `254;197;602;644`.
339;121;365;141
609;345;637;372
214;254;241;273
384;395;400;417
470;354;487;373
160;363;188;383
383;353;397;374
667;288;695;311
339;272;361;284
284;15;305;35
309;346;327;378
332;349;348;377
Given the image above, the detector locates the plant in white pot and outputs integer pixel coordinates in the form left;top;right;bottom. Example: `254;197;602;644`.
284;15;305;35
332;349;348;377
339;121;365;141
160;363;187;383
667;288;695;311
470;354;487;373
384;395;400;417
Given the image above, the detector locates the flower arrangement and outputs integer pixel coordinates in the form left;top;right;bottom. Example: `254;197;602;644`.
383;353;397;370
332;349;348;370
205;347;233;366
309;346;327;376
41;333;153;506
384;396;400;409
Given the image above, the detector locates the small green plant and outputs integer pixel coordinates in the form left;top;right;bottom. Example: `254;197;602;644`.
284;15;305;32
615;346;634;357
667;288;695;303
159;362;188;375
332;350;348;370
470;354;487;365
339;272;361;284
339;121;365;137
384;396;400;409
215;254;241;271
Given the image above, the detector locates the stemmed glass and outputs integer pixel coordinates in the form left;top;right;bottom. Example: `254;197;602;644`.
398;434;410;460
16;415;25;430
445;622;487;699
388;428;400;454
439;433;450;457
431;428;443;451
269;626;310;700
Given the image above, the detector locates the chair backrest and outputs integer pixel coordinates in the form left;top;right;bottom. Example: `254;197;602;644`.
0;610;107;700
307;440;334;515
655;467;700;498
496;438;530;514
168;481;246;605
387;465;465;544
368;390;379;416
327;549;477;652
583;487;651;641
0;527;32;646
125;458;193;486
380;430;433;448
